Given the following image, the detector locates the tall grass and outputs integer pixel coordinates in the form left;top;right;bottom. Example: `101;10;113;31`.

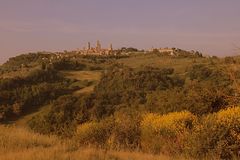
0;125;174;160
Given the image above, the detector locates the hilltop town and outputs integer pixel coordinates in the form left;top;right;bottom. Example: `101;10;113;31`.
54;40;203;58
76;40;113;55
0;41;204;75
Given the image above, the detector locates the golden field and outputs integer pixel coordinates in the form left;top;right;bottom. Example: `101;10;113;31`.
0;125;176;160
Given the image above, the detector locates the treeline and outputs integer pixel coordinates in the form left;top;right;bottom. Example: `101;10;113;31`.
50;59;87;71
1;53;51;72
0;68;74;121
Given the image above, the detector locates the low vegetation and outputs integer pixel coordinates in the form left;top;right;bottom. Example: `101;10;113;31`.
1;51;240;159
0;125;174;160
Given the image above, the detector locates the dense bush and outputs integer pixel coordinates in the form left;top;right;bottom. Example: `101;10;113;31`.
76;107;240;158
225;57;236;64
89;65;185;119
146;83;230;115
76;109;141;149
96;66;184;92
0;69;73;122
29;96;78;136
1;53;51;70
76;118;113;147
185;106;240;159
109;109;142;149
141;111;196;154
0;68;64;90
52;59;87;70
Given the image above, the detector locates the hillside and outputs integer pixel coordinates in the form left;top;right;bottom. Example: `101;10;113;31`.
1;50;240;159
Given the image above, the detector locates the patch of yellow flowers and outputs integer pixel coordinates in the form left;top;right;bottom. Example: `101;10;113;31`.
141;111;197;136
140;111;197;153
75;107;240;156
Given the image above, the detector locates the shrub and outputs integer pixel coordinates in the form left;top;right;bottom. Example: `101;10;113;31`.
141;111;196;154
76;118;113;147
188;64;212;80
76;109;142;149
185;106;240;159
225;57;236;64
29;96;78;136
52;59;86;70
108;109;142;149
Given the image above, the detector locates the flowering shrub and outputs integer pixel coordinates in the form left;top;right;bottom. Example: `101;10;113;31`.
141;111;196;154
108;110;142;149
76;110;141;149
76;120;113;146
75;107;240;159
186;106;240;159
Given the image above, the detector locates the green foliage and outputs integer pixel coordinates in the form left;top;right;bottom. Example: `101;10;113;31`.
185;107;240;159
76;118;113;147
74;107;240;159
29;96;78;136
28;93;95;136
96;66;184;92
120;47;139;52
52;59;87;70
146;82;230;115
1;52;51;71
109;109;142;149
76;109;141;149
188;64;232;87
188;64;212;80
225;57;236;64
0;69;73;122
89;65;185;119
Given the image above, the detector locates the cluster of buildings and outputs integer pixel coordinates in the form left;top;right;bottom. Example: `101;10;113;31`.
77;40;114;55
149;47;175;55
149;47;203;57
41;41;200;60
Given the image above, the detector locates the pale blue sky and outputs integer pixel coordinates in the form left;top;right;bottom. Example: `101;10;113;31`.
0;0;240;63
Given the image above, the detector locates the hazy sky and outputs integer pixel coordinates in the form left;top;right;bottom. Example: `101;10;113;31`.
0;0;240;63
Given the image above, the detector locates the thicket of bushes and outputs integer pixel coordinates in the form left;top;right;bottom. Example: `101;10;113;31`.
74;107;240;159
28;63;238;132
1;53;51;72
0;69;76;122
51;59;87;70
185;107;240;159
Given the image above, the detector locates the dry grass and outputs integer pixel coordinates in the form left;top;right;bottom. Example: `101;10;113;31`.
61;71;101;81
62;70;102;95
0;66;40;79
1;148;174;160
0;125;179;160
117;54;208;74
73;85;95;95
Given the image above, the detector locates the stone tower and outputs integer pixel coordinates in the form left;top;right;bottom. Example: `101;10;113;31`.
87;42;91;50
109;43;113;51
96;40;101;52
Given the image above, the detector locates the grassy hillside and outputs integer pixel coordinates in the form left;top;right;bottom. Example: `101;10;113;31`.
1;51;240;159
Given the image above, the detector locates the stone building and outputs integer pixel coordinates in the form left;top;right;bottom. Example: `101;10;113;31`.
79;40;114;55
